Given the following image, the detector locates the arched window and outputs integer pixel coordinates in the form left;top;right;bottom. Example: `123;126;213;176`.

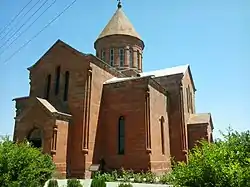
55;66;61;95
44;74;51;100
110;48;114;66
101;50;106;62
119;48;124;67
63;71;70;101
129;48;133;67
118;116;125;155
160;116;165;155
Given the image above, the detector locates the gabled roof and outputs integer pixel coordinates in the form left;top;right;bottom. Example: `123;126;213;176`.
104;75;152;84
96;6;141;41
140;64;189;78
13;97;71;119
140;64;196;91
188;113;214;129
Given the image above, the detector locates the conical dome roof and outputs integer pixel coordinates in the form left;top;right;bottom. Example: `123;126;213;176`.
96;6;142;41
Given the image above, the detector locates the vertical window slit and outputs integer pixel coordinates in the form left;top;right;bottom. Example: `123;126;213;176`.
55;66;61;95
45;74;51;100
118;116;125;155
63;71;70;101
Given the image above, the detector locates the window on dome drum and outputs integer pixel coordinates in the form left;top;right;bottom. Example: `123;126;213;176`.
55;66;61;95
118;116;125;155
137;50;140;68
129;48;133;67
44;74;51;100
63;71;70;101
160;116;165;155
101;50;106;61
119;48;124;67
110;48;114;66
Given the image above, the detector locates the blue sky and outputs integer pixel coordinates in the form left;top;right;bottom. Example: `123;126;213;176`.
0;0;249;138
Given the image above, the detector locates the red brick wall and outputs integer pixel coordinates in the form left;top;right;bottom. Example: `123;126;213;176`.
148;85;171;174
53;119;69;176
188;123;208;150
100;79;150;171
83;63;114;177
154;75;187;162
94;35;144;72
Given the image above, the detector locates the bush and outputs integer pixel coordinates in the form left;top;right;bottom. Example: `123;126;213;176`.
48;179;59;187
118;183;133;187
92;169;157;184
91;178;106;187
141;171;157;183
167;129;250;187
0;137;55;187
93;171;116;182
67;179;83;187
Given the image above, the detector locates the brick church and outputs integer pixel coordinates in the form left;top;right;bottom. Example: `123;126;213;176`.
13;2;213;178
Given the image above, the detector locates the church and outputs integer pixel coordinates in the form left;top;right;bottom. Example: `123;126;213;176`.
12;2;214;178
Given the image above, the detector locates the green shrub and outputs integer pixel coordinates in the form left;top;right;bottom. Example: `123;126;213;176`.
141;171;157;183
167;129;250;187
93;171;116;182
133;173;143;183
67;179;83;187
121;168;133;182
0;137;55;187
118;183;133;187
91;178;106;187
48;179;59;187
159;172;171;184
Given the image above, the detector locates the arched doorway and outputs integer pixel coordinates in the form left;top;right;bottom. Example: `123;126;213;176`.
28;128;42;148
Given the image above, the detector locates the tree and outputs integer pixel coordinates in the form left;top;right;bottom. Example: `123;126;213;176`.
0;137;55;187
166;129;250;187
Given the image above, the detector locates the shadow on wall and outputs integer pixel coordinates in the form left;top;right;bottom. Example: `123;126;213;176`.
92;89;106;170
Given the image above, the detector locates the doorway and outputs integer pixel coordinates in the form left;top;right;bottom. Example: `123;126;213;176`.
28;128;42;149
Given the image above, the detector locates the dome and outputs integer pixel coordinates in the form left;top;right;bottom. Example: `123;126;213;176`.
96;6;142;41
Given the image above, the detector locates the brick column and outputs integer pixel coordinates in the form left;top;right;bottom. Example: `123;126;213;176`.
124;46;130;67
113;48;118;68
138;51;142;72
133;49;137;68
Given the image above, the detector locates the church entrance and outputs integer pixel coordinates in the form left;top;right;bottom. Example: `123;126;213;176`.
28;128;42;149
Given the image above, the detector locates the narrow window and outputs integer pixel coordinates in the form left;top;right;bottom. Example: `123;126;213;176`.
137;50;140;68
63;71;70;101
160;116;165;155
129;48;133;67
110;48;114;66
55;66;61;95
119;48;124;67
44;74;51;100
101;50;106;62
118;116;125;155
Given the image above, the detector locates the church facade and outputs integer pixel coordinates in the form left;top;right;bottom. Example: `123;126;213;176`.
13;3;213;178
